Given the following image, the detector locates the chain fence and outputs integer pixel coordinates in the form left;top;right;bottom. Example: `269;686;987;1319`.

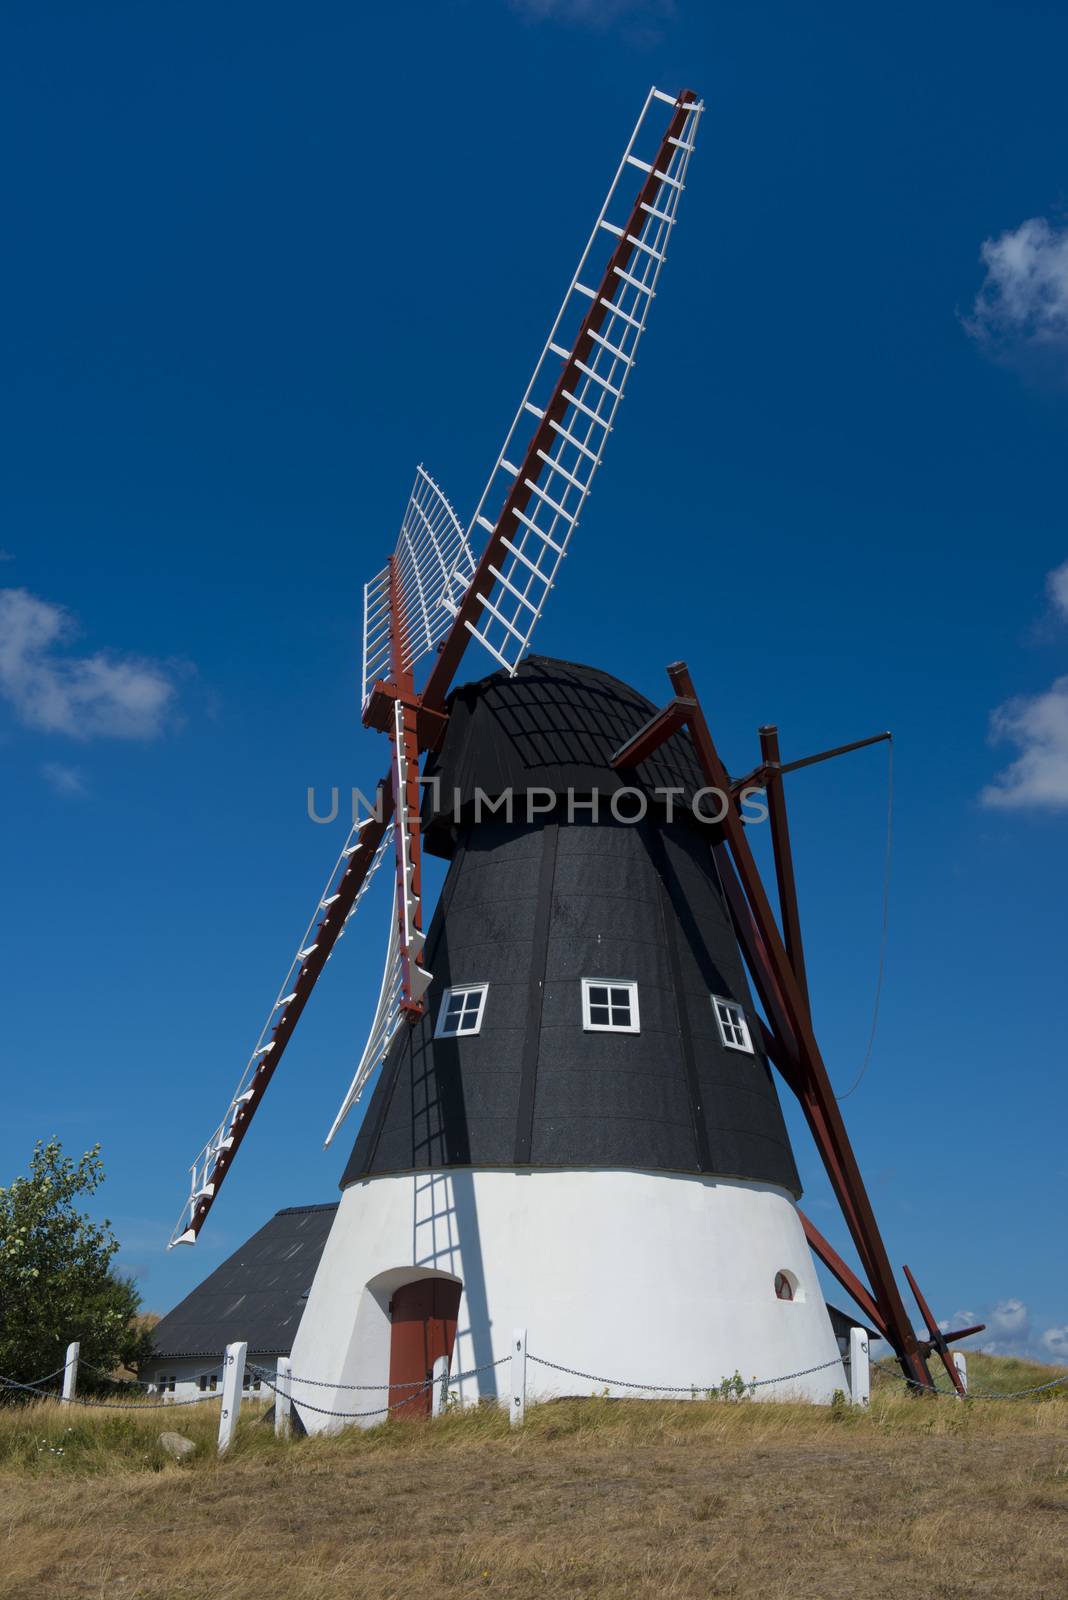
248;1366;434;1421
872;1360;1068;1401
526;1353;844;1392
247;1354;511;1420
0;1373;224;1410
5;1348;1065;1418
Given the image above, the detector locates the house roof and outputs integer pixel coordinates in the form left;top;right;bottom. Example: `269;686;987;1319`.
826;1302;881;1343
147;1203;338;1359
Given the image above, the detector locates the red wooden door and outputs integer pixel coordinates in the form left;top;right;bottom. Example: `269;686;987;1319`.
388;1278;462;1418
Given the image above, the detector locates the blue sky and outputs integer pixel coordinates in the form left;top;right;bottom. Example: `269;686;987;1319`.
2;0;1066;1365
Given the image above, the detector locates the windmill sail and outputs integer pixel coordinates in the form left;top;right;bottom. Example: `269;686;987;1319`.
166;87;703;1250
362;466;475;709
324;887;403;1146
426;88;703;695
168;813;394;1247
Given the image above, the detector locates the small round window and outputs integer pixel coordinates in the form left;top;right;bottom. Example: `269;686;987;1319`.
774;1270;795;1301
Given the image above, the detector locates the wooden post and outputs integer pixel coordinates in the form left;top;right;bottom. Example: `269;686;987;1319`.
431;1354;449;1418
510;1328;527;1427
758;724;809;1006
274;1357;292;1439
953;1352;968;1396
61;1341;80;1404
217;1341;247;1454
849;1327;870;1407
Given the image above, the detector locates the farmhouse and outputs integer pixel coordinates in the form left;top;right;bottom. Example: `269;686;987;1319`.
143;1203;336;1400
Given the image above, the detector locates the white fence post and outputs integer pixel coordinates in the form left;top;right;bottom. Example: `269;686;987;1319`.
274;1357;292;1439
953;1351;968;1395
217;1341;247;1455
510;1328;527;1427
61;1341;80;1404
848;1327;870;1407
431;1354;449;1418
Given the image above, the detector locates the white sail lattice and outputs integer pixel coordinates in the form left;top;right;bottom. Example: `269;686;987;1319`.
324;888;404;1147
362;466;475;707
445;87;703;674
167;818;394;1247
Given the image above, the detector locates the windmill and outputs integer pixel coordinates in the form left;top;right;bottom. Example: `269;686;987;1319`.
170;85;981;1413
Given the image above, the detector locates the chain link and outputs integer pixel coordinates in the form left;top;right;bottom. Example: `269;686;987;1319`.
252;1355;509;1392
873;1360;1068;1401
5;1362;70;1390
0;1373;224;1410
526;1353;843;1392
249;1365;435;1421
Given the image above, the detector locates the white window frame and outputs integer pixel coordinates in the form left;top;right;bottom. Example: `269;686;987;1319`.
435;983;489;1039
581;978;640;1034
712;995;754;1054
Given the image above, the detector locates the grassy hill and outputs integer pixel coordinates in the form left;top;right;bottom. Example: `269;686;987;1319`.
2;1353;1065;1599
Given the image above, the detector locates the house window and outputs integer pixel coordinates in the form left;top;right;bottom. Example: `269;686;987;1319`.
712;995;753;1054
775;1271;796;1302
582;979;640;1033
435;984;488;1038
198;1373;218;1392
242;1371;262;1392
159;1375;176;1393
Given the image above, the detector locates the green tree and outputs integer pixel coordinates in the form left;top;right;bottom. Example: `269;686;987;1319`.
0;1139;152;1390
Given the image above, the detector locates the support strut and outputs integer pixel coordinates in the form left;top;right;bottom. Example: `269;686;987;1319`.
612;664;935;1389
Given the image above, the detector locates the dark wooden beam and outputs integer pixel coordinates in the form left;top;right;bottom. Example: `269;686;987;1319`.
610;698;694;770
758;724;810;1009
664;660;933;1390
420;91;699;714
798;1209;891;1343
185;779;395;1241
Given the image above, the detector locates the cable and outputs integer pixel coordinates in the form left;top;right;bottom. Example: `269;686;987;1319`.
838;734;893;1100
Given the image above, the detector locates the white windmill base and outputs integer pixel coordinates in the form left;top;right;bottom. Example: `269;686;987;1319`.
289;1168;847;1430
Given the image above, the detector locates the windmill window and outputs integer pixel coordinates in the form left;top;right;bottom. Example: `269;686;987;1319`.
775;1270;798;1302
435;984;489;1038
712;996;754;1054
582;979;640;1033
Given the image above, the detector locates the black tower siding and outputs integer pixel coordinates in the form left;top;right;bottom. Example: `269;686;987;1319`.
343;814;801;1197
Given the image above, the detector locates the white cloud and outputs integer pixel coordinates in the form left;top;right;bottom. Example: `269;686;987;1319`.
940;1309;977;1333
986;1298;1030;1339
966;217;1068;357
973;1300;1033;1358
981;675;1068;810
938;1299;1027;1356
0;588;177;741
982;554;1068;810
41;761;88;797
1047;558;1068;620
1040;1326;1068;1361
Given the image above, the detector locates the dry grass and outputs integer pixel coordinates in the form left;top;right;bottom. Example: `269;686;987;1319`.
2;1356;1066;1599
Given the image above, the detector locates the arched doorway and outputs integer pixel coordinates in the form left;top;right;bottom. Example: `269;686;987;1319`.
388;1277;462;1418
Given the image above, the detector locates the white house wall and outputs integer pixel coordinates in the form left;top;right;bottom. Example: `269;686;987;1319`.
289;1167;846;1431
141;1355;277;1405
